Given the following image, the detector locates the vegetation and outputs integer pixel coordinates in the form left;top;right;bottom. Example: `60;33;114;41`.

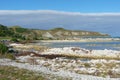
0;43;8;54
51;27;67;31
4;54;16;60
10;26;28;33
0;24;14;37
0;24;27;41
0;66;45;80
0;24;110;41
0;42;16;60
10;38;19;42
0;65;71;80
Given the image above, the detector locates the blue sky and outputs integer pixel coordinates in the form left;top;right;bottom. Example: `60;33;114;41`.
0;0;120;36
1;0;120;12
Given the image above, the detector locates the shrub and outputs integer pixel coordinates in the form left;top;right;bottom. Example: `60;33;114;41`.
84;63;91;68
11;38;19;42
5;54;16;60
49;37;53;40
39;37;44;40
0;43;8;54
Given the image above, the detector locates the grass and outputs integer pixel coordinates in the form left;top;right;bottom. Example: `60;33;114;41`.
0;65;45;80
0;53;16;60
0;65;72;80
83;63;91;68
0;37;11;40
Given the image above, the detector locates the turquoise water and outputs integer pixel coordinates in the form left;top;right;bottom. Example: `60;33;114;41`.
37;41;120;50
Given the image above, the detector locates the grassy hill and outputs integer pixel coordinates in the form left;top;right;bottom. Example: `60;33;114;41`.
0;24;110;40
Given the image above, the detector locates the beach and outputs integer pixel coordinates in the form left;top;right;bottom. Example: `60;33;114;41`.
0;42;119;80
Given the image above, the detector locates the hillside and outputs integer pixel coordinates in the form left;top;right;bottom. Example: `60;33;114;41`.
33;28;110;40
0;24;14;37
0;24;110;40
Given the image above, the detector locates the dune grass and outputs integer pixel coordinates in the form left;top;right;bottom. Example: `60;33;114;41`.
0;65;46;80
0;65;72;80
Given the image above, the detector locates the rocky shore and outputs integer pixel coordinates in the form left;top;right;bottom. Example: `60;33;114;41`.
0;43;120;80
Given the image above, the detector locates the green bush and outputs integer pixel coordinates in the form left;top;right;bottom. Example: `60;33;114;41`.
0;24;14;37
11;38;19;42
0;43;8;54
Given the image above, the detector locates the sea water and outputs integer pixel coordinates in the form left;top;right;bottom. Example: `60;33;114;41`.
37;41;120;50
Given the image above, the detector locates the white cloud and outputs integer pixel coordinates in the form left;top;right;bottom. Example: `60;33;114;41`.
0;10;120;36
0;10;120;16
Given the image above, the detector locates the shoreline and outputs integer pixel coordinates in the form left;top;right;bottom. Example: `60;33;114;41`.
39;38;120;42
10;43;120;60
2;43;120;79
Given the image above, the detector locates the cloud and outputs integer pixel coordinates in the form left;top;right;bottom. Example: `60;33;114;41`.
0;10;120;16
0;10;120;36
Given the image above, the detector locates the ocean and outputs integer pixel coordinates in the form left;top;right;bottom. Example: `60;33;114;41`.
36;41;120;50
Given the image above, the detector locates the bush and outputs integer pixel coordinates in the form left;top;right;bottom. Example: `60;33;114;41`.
11;38;19;42
84;63;91;68
39;37;44;40
5;54;16;60
0;43;8;54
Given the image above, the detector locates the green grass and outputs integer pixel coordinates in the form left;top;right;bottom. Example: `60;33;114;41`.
0;37;11;40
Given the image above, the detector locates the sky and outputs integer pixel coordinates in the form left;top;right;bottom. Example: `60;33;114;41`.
0;0;120;36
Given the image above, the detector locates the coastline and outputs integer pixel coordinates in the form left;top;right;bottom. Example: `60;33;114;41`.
1;43;120;79
39;38;120;42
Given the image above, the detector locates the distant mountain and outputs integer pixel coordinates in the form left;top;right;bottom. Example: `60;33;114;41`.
0;24;110;40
